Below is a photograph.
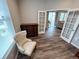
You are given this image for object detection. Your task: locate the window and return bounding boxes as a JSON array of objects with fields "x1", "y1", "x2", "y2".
[
  {"x1": 0, "y1": 0, "x2": 15, "y2": 58},
  {"x1": 59, "y1": 12, "x2": 67, "y2": 21},
  {"x1": 0, "y1": 16, "x2": 8, "y2": 36},
  {"x1": 0, "y1": 15, "x2": 15, "y2": 59}
]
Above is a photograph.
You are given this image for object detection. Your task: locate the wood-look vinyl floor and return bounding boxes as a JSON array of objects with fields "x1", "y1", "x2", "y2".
[{"x1": 17, "y1": 27, "x2": 78, "y2": 59}]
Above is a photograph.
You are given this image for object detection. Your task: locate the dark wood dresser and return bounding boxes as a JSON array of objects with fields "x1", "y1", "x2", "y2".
[{"x1": 20, "y1": 23, "x2": 38, "y2": 38}]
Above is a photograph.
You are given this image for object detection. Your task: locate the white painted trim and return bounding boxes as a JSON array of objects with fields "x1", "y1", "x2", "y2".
[
  {"x1": 71, "y1": 43, "x2": 79, "y2": 49},
  {"x1": 61, "y1": 11, "x2": 68, "y2": 41},
  {"x1": 60, "y1": 11, "x2": 70, "y2": 42},
  {"x1": 44, "y1": 11, "x2": 47, "y2": 33},
  {"x1": 60, "y1": 35, "x2": 70, "y2": 43},
  {"x1": 46, "y1": 9, "x2": 69, "y2": 11},
  {"x1": 61, "y1": 10, "x2": 79, "y2": 43},
  {"x1": 38, "y1": 31, "x2": 45, "y2": 34},
  {"x1": 61, "y1": 10, "x2": 75, "y2": 43},
  {"x1": 45, "y1": 8, "x2": 79, "y2": 12},
  {"x1": 38, "y1": 11, "x2": 47, "y2": 34}
]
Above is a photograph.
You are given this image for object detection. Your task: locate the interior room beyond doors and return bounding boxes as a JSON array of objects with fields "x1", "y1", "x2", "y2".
[{"x1": 47, "y1": 11, "x2": 56, "y2": 28}]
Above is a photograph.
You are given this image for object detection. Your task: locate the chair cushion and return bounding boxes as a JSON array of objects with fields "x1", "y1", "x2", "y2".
[
  {"x1": 15, "y1": 35, "x2": 27, "y2": 46},
  {"x1": 17, "y1": 38, "x2": 27, "y2": 46},
  {"x1": 23, "y1": 41, "x2": 36, "y2": 56}
]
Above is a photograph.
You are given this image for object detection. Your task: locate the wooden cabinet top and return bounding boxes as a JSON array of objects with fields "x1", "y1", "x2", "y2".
[{"x1": 21, "y1": 23, "x2": 38, "y2": 26}]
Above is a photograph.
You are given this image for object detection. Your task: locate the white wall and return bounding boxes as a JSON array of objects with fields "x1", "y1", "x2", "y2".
[
  {"x1": 19, "y1": 0, "x2": 79, "y2": 24},
  {"x1": 19, "y1": 0, "x2": 46, "y2": 24},
  {"x1": 45, "y1": 0, "x2": 79, "y2": 10},
  {"x1": 7, "y1": 0, "x2": 21, "y2": 32}
]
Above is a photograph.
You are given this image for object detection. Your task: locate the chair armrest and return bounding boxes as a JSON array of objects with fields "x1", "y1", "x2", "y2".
[{"x1": 16, "y1": 43, "x2": 25, "y2": 53}]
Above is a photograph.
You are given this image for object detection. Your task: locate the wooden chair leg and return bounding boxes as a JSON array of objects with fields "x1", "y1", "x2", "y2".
[{"x1": 17, "y1": 52, "x2": 31, "y2": 59}]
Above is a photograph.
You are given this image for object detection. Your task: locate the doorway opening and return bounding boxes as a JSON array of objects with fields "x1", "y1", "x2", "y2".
[
  {"x1": 47, "y1": 11, "x2": 56, "y2": 28},
  {"x1": 56, "y1": 11, "x2": 67, "y2": 30}
]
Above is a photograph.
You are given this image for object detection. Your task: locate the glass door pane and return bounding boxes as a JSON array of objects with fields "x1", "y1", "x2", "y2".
[
  {"x1": 38, "y1": 11, "x2": 46, "y2": 34},
  {"x1": 61, "y1": 11, "x2": 79, "y2": 43},
  {"x1": 62, "y1": 11, "x2": 74, "y2": 39},
  {"x1": 71, "y1": 25, "x2": 79, "y2": 49}
]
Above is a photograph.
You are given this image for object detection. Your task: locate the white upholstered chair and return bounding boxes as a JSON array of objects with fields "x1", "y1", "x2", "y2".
[{"x1": 14, "y1": 31, "x2": 36, "y2": 56}]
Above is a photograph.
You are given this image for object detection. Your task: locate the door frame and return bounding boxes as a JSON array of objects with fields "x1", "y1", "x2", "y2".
[
  {"x1": 38, "y1": 11, "x2": 47, "y2": 34},
  {"x1": 60, "y1": 9, "x2": 79, "y2": 43},
  {"x1": 47, "y1": 11, "x2": 57, "y2": 28},
  {"x1": 60, "y1": 11, "x2": 71, "y2": 43}
]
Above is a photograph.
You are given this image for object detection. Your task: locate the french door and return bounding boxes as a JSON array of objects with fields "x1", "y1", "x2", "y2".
[
  {"x1": 71, "y1": 25, "x2": 79, "y2": 49},
  {"x1": 61, "y1": 10, "x2": 79, "y2": 43},
  {"x1": 38, "y1": 11, "x2": 46, "y2": 34}
]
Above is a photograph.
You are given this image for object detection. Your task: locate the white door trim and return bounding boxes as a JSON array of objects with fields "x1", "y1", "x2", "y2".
[{"x1": 38, "y1": 11, "x2": 47, "y2": 34}]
